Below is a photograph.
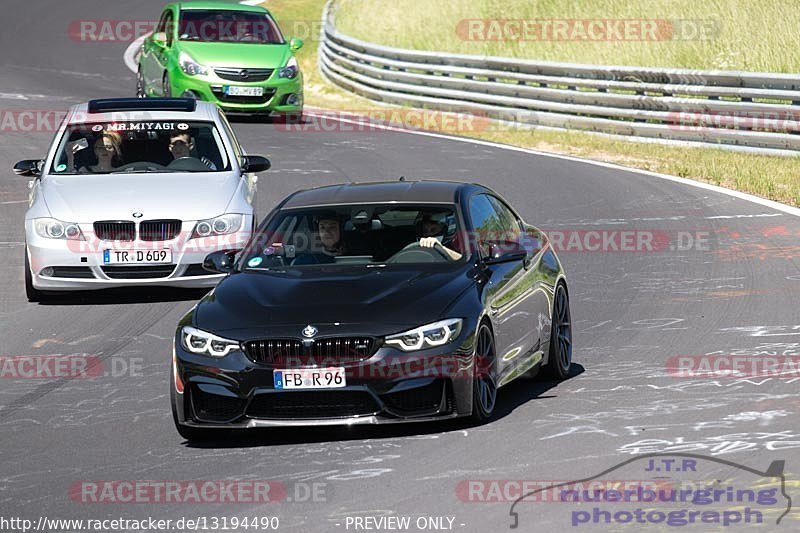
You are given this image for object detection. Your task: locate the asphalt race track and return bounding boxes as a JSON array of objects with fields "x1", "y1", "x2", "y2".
[{"x1": 1, "y1": 1, "x2": 799, "y2": 532}]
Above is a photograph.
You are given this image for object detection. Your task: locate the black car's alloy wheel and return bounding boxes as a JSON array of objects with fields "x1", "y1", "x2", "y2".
[
  {"x1": 545, "y1": 283, "x2": 572, "y2": 379},
  {"x1": 471, "y1": 323, "x2": 497, "y2": 423}
]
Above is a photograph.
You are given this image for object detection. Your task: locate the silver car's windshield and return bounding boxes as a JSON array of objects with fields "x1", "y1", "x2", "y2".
[{"x1": 51, "y1": 121, "x2": 231, "y2": 174}]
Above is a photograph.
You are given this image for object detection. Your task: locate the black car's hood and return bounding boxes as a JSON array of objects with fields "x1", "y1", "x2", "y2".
[{"x1": 195, "y1": 264, "x2": 476, "y2": 337}]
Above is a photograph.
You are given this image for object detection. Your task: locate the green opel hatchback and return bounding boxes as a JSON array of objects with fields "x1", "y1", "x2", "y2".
[{"x1": 137, "y1": 1, "x2": 303, "y2": 118}]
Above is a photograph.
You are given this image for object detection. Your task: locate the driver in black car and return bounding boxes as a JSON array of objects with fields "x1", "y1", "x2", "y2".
[
  {"x1": 168, "y1": 132, "x2": 217, "y2": 170},
  {"x1": 417, "y1": 210, "x2": 463, "y2": 261}
]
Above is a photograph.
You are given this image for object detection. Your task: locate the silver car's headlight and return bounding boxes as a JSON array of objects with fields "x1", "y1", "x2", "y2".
[
  {"x1": 191, "y1": 214, "x2": 243, "y2": 239},
  {"x1": 34, "y1": 218, "x2": 85, "y2": 240},
  {"x1": 385, "y1": 319, "x2": 463, "y2": 351},
  {"x1": 181, "y1": 326, "x2": 239, "y2": 357},
  {"x1": 179, "y1": 51, "x2": 208, "y2": 76},
  {"x1": 279, "y1": 56, "x2": 299, "y2": 79}
]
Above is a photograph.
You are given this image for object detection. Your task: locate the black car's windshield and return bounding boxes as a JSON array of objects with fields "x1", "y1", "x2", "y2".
[
  {"x1": 51, "y1": 121, "x2": 231, "y2": 174},
  {"x1": 240, "y1": 204, "x2": 468, "y2": 270},
  {"x1": 179, "y1": 10, "x2": 284, "y2": 44}
]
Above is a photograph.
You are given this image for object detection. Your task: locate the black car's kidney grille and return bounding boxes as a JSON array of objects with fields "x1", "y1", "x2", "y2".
[
  {"x1": 246, "y1": 390, "x2": 379, "y2": 419},
  {"x1": 139, "y1": 219, "x2": 181, "y2": 241},
  {"x1": 214, "y1": 67, "x2": 274, "y2": 82},
  {"x1": 94, "y1": 221, "x2": 135, "y2": 241},
  {"x1": 243, "y1": 337, "x2": 376, "y2": 367}
]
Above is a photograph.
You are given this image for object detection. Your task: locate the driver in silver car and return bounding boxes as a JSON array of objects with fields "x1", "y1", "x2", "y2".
[
  {"x1": 417, "y1": 210, "x2": 463, "y2": 261},
  {"x1": 168, "y1": 132, "x2": 217, "y2": 170}
]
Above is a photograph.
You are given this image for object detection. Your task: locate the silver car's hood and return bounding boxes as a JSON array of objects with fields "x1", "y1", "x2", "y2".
[{"x1": 40, "y1": 172, "x2": 239, "y2": 222}]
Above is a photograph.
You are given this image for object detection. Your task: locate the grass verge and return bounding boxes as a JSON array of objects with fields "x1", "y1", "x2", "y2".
[{"x1": 267, "y1": 0, "x2": 800, "y2": 207}]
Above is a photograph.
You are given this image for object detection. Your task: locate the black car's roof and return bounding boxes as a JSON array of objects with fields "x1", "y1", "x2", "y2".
[{"x1": 281, "y1": 180, "x2": 490, "y2": 209}]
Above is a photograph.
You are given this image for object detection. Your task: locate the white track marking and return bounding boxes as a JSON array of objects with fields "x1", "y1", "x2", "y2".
[
  {"x1": 123, "y1": 34, "x2": 148, "y2": 74},
  {"x1": 303, "y1": 109, "x2": 800, "y2": 218}
]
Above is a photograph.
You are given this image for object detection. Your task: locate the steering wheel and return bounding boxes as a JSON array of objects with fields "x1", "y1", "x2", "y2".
[
  {"x1": 386, "y1": 242, "x2": 451, "y2": 263},
  {"x1": 167, "y1": 157, "x2": 210, "y2": 171},
  {"x1": 111, "y1": 161, "x2": 167, "y2": 172}
]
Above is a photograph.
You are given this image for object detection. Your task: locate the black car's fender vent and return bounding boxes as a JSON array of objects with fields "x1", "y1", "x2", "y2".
[
  {"x1": 246, "y1": 390, "x2": 380, "y2": 419},
  {"x1": 243, "y1": 337, "x2": 377, "y2": 367},
  {"x1": 381, "y1": 379, "x2": 449, "y2": 417},
  {"x1": 190, "y1": 385, "x2": 247, "y2": 423}
]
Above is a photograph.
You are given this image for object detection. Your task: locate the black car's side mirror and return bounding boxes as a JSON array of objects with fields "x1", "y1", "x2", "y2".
[
  {"x1": 13, "y1": 159, "x2": 43, "y2": 177},
  {"x1": 241, "y1": 155, "x2": 271, "y2": 173},
  {"x1": 483, "y1": 240, "x2": 528, "y2": 265},
  {"x1": 203, "y1": 251, "x2": 237, "y2": 274}
]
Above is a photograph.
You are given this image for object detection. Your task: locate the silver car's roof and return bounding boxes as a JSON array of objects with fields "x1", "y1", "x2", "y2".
[{"x1": 65, "y1": 100, "x2": 219, "y2": 125}]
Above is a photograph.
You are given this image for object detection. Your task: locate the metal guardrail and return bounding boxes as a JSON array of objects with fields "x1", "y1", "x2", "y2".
[{"x1": 318, "y1": 1, "x2": 800, "y2": 155}]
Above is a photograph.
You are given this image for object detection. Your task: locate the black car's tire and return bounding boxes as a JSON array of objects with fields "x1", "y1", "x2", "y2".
[
  {"x1": 162, "y1": 73, "x2": 171, "y2": 97},
  {"x1": 544, "y1": 282, "x2": 572, "y2": 380},
  {"x1": 470, "y1": 322, "x2": 497, "y2": 423},
  {"x1": 24, "y1": 251, "x2": 44, "y2": 303},
  {"x1": 136, "y1": 68, "x2": 146, "y2": 98}
]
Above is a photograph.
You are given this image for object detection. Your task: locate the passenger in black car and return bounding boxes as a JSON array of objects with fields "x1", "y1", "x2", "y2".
[{"x1": 291, "y1": 212, "x2": 347, "y2": 265}]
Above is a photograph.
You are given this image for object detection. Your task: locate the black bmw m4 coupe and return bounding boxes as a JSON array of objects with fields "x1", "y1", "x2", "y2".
[{"x1": 171, "y1": 180, "x2": 572, "y2": 439}]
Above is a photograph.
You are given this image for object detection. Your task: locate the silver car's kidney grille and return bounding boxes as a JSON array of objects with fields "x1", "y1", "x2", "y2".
[
  {"x1": 94, "y1": 221, "x2": 135, "y2": 241},
  {"x1": 214, "y1": 67, "x2": 274, "y2": 82},
  {"x1": 139, "y1": 220, "x2": 181, "y2": 241}
]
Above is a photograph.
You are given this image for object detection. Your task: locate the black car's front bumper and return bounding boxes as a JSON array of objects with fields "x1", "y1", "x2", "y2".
[{"x1": 172, "y1": 333, "x2": 477, "y2": 429}]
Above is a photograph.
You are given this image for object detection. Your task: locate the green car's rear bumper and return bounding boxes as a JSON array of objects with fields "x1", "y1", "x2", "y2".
[{"x1": 169, "y1": 69, "x2": 303, "y2": 114}]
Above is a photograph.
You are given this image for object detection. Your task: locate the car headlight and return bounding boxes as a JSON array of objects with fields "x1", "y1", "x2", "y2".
[
  {"x1": 278, "y1": 56, "x2": 298, "y2": 79},
  {"x1": 33, "y1": 218, "x2": 85, "y2": 240},
  {"x1": 181, "y1": 326, "x2": 239, "y2": 357},
  {"x1": 385, "y1": 319, "x2": 463, "y2": 351},
  {"x1": 191, "y1": 214, "x2": 243, "y2": 239},
  {"x1": 179, "y1": 51, "x2": 208, "y2": 76}
]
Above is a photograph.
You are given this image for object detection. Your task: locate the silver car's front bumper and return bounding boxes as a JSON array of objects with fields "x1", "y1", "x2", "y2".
[{"x1": 26, "y1": 219, "x2": 251, "y2": 291}]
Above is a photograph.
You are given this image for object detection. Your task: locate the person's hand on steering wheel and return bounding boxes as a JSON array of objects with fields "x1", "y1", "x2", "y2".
[{"x1": 417, "y1": 237, "x2": 462, "y2": 261}]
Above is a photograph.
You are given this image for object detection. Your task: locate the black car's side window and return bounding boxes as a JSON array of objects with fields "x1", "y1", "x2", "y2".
[
  {"x1": 488, "y1": 196, "x2": 523, "y2": 237},
  {"x1": 468, "y1": 194, "x2": 523, "y2": 256},
  {"x1": 468, "y1": 194, "x2": 499, "y2": 256}
]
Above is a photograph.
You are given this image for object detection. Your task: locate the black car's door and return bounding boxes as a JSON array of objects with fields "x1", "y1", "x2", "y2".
[{"x1": 468, "y1": 193, "x2": 540, "y2": 382}]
